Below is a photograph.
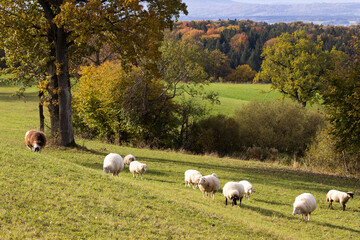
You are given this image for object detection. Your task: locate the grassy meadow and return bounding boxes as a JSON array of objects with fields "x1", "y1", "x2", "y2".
[
  {"x1": 199, "y1": 83, "x2": 284, "y2": 116},
  {"x1": 0, "y1": 85, "x2": 359, "y2": 239}
]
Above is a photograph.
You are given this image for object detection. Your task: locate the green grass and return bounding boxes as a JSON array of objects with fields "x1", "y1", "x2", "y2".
[
  {"x1": 0, "y1": 85, "x2": 360, "y2": 239},
  {"x1": 200, "y1": 83, "x2": 284, "y2": 116}
]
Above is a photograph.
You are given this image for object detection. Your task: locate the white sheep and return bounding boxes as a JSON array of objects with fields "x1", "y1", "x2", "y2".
[
  {"x1": 239, "y1": 180, "x2": 253, "y2": 199},
  {"x1": 326, "y1": 190, "x2": 354, "y2": 211},
  {"x1": 124, "y1": 154, "x2": 136, "y2": 165},
  {"x1": 223, "y1": 181, "x2": 246, "y2": 207},
  {"x1": 103, "y1": 153, "x2": 124, "y2": 176},
  {"x1": 292, "y1": 193, "x2": 317, "y2": 221},
  {"x1": 129, "y1": 161, "x2": 147, "y2": 179},
  {"x1": 198, "y1": 173, "x2": 220, "y2": 199},
  {"x1": 184, "y1": 169, "x2": 202, "y2": 189}
]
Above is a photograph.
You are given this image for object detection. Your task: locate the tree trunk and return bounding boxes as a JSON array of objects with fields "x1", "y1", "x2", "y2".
[
  {"x1": 38, "y1": 90, "x2": 45, "y2": 132},
  {"x1": 56, "y1": 27, "x2": 75, "y2": 147},
  {"x1": 39, "y1": 0, "x2": 75, "y2": 147},
  {"x1": 47, "y1": 60, "x2": 60, "y2": 138}
]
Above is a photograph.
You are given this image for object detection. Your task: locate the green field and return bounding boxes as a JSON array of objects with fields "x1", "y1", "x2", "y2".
[
  {"x1": 0, "y1": 85, "x2": 359, "y2": 239},
  {"x1": 200, "y1": 83, "x2": 284, "y2": 116}
]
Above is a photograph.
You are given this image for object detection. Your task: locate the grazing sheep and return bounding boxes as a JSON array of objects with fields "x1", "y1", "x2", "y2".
[
  {"x1": 25, "y1": 130, "x2": 46, "y2": 152},
  {"x1": 124, "y1": 154, "x2": 136, "y2": 165},
  {"x1": 198, "y1": 173, "x2": 220, "y2": 199},
  {"x1": 103, "y1": 153, "x2": 124, "y2": 176},
  {"x1": 129, "y1": 161, "x2": 147, "y2": 179},
  {"x1": 223, "y1": 181, "x2": 246, "y2": 207},
  {"x1": 326, "y1": 190, "x2": 354, "y2": 211},
  {"x1": 292, "y1": 193, "x2": 317, "y2": 222},
  {"x1": 239, "y1": 180, "x2": 253, "y2": 199},
  {"x1": 184, "y1": 169, "x2": 202, "y2": 189}
]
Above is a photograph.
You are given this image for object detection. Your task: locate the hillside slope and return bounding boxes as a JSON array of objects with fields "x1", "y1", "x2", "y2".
[{"x1": 0, "y1": 86, "x2": 359, "y2": 239}]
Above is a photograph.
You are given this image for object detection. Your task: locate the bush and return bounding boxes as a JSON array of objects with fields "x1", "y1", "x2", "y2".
[
  {"x1": 304, "y1": 127, "x2": 360, "y2": 178},
  {"x1": 234, "y1": 100, "x2": 324, "y2": 157},
  {"x1": 186, "y1": 114, "x2": 241, "y2": 157}
]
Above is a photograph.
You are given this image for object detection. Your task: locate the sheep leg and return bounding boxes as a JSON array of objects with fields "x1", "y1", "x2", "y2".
[
  {"x1": 232, "y1": 198, "x2": 237, "y2": 206},
  {"x1": 342, "y1": 203, "x2": 346, "y2": 211},
  {"x1": 132, "y1": 173, "x2": 136, "y2": 178},
  {"x1": 225, "y1": 198, "x2": 228, "y2": 205},
  {"x1": 239, "y1": 197, "x2": 242, "y2": 207},
  {"x1": 328, "y1": 200, "x2": 334, "y2": 209}
]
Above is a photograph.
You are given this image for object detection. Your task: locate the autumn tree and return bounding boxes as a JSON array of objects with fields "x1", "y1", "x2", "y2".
[
  {"x1": 204, "y1": 49, "x2": 232, "y2": 81},
  {"x1": 322, "y1": 37, "x2": 360, "y2": 155},
  {"x1": 225, "y1": 64, "x2": 256, "y2": 83},
  {"x1": 73, "y1": 38, "x2": 217, "y2": 148},
  {"x1": 0, "y1": 0, "x2": 187, "y2": 147},
  {"x1": 255, "y1": 30, "x2": 341, "y2": 107},
  {"x1": 229, "y1": 33, "x2": 248, "y2": 52}
]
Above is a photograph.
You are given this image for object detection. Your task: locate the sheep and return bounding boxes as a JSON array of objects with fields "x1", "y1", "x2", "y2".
[
  {"x1": 184, "y1": 169, "x2": 202, "y2": 189},
  {"x1": 198, "y1": 173, "x2": 220, "y2": 199},
  {"x1": 292, "y1": 193, "x2": 317, "y2": 222},
  {"x1": 103, "y1": 153, "x2": 124, "y2": 176},
  {"x1": 326, "y1": 190, "x2": 354, "y2": 211},
  {"x1": 239, "y1": 180, "x2": 253, "y2": 199},
  {"x1": 223, "y1": 181, "x2": 246, "y2": 207},
  {"x1": 129, "y1": 161, "x2": 147, "y2": 179},
  {"x1": 124, "y1": 154, "x2": 136, "y2": 165},
  {"x1": 25, "y1": 130, "x2": 46, "y2": 152}
]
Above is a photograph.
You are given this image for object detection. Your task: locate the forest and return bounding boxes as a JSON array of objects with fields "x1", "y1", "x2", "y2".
[{"x1": 168, "y1": 20, "x2": 360, "y2": 81}]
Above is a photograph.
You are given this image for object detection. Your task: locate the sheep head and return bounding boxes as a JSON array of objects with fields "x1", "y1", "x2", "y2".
[
  {"x1": 347, "y1": 192, "x2": 354, "y2": 198},
  {"x1": 292, "y1": 207, "x2": 301, "y2": 216}
]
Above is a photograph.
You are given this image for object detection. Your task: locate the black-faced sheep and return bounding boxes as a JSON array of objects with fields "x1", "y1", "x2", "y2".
[
  {"x1": 239, "y1": 180, "x2": 253, "y2": 199},
  {"x1": 326, "y1": 190, "x2": 354, "y2": 211},
  {"x1": 223, "y1": 181, "x2": 246, "y2": 207},
  {"x1": 198, "y1": 173, "x2": 220, "y2": 199},
  {"x1": 25, "y1": 130, "x2": 46, "y2": 152},
  {"x1": 292, "y1": 193, "x2": 317, "y2": 221},
  {"x1": 103, "y1": 153, "x2": 124, "y2": 176},
  {"x1": 184, "y1": 169, "x2": 202, "y2": 189},
  {"x1": 129, "y1": 161, "x2": 147, "y2": 179},
  {"x1": 124, "y1": 154, "x2": 136, "y2": 165}
]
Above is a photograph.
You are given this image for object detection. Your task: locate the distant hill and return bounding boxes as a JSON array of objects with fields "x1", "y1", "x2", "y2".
[{"x1": 180, "y1": 0, "x2": 360, "y2": 26}]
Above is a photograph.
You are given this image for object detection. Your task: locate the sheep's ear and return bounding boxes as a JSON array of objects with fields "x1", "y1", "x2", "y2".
[{"x1": 347, "y1": 192, "x2": 354, "y2": 198}]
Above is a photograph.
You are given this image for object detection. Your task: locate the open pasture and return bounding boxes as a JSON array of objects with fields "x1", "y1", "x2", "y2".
[
  {"x1": 0, "y1": 86, "x2": 359, "y2": 239},
  {"x1": 196, "y1": 83, "x2": 284, "y2": 116}
]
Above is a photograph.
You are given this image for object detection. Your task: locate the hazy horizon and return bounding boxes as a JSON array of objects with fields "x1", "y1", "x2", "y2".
[{"x1": 231, "y1": 0, "x2": 360, "y2": 3}]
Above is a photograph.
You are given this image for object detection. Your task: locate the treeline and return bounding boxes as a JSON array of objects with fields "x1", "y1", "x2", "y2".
[{"x1": 169, "y1": 19, "x2": 360, "y2": 75}]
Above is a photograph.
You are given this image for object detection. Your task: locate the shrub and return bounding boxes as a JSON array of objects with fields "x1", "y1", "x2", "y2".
[
  {"x1": 234, "y1": 100, "x2": 324, "y2": 157},
  {"x1": 304, "y1": 127, "x2": 360, "y2": 178},
  {"x1": 186, "y1": 114, "x2": 241, "y2": 157}
]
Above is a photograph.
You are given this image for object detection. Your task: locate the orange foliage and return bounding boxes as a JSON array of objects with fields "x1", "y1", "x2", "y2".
[
  {"x1": 207, "y1": 28, "x2": 219, "y2": 35},
  {"x1": 263, "y1": 38, "x2": 277, "y2": 49},
  {"x1": 229, "y1": 33, "x2": 248, "y2": 52},
  {"x1": 182, "y1": 29, "x2": 205, "y2": 41},
  {"x1": 251, "y1": 26, "x2": 263, "y2": 32},
  {"x1": 201, "y1": 34, "x2": 220, "y2": 40}
]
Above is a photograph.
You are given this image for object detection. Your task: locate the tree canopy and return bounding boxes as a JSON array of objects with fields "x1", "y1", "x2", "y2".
[
  {"x1": 322, "y1": 37, "x2": 360, "y2": 154},
  {"x1": 0, "y1": 0, "x2": 187, "y2": 146},
  {"x1": 255, "y1": 30, "x2": 342, "y2": 107}
]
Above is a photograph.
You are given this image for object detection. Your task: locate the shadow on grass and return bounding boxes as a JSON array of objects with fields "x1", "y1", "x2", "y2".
[
  {"x1": 313, "y1": 221, "x2": 360, "y2": 234},
  {"x1": 256, "y1": 199, "x2": 288, "y2": 207},
  {"x1": 141, "y1": 156, "x2": 357, "y2": 192},
  {"x1": 0, "y1": 92, "x2": 38, "y2": 102},
  {"x1": 243, "y1": 204, "x2": 294, "y2": 220}
]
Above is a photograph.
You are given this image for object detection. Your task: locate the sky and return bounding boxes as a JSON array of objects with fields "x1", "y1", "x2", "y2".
[{"x1": 232, "y1": 0, "x2": 360, "y2": 3}]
